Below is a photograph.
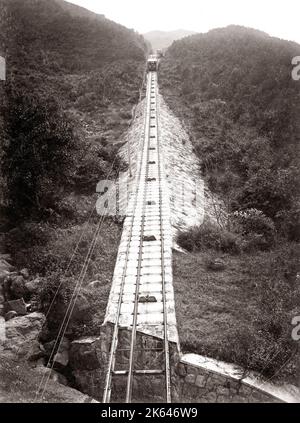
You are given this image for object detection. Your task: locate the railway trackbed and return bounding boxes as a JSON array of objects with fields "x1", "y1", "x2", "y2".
[{"x1": 102, "y1": 70, "x2": 179, "y2": 403}]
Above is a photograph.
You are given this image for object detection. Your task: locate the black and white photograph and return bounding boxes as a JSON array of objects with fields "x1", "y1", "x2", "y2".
[{"x1": 0, "y1": 0, "x2": 300, "y2": 412}]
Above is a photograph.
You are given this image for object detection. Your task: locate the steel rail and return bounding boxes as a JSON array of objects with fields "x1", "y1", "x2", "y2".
[
  {"x1": 102, "y1": 71, "x2": 152, "y2": 403},
  {"x1": 155, "y1": 73, "x2": 172, "y2": 403},
  {"x1": 125, "y1": 71, "x2": 154, "y2": 403},
  {"x1": 103, "y1": 69, "x2": 172, "y2": 403}
]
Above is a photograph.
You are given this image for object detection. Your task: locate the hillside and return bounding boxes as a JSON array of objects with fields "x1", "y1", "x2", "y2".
[
  {"x1": 160, "y1": 25, "x2": 300, "y2": 238},
  {"x1": 0, "y1": 1, "x2": 147, "y2": 399},
  {"x1": 54, "y1": 0, "x2": 105, "y2": 19},
  {"x1": 143, "y1": 29, "x2": 196, "y2": 51},
  {"x1": 160, "y1": 25, "x2": 300, "y2": 383},
  {"x1": 0, "y1": 0, "x2": 147, "y2": 220}
]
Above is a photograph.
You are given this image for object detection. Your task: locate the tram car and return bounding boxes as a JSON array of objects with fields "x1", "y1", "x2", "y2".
[{"x1": 147, "y1": 56, "x2": 158, "y2": 72}]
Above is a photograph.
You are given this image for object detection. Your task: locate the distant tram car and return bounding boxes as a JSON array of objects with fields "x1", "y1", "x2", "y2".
[{"x1": 147, "y1": 56, "x2": 158, "y2": 72}]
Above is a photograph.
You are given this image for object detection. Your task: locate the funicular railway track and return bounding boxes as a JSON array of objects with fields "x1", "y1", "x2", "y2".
[{"x1": 102, "y1": 66, "x2": 172, "y2": 403}]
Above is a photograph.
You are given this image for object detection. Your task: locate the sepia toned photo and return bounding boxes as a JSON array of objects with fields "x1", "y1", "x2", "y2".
[{"x1": 0, "y1": 0, "x2": 300, "y2": 412}]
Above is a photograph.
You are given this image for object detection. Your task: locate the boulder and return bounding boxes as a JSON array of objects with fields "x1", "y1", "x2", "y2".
[
  {"x1": 4, "y1": 312, "x2": 46, "y2": 358},
  {"x1": 31, "y1": 357, "x2": 46, "y2": 368},
  {"x1": 0, "y1": 254, "x2": 12, "y2": 263},
  {"x1": 35, "y1": 366, "x2": 68, "y2": 386},
  {"x1": 69, "y1": 337, "x2": 101, "y2": 370},
  {"x1": 28, "y1": 340, "x2": 46, "y2": 361},
  {"x1": 43, "y1": 339, "x2": 56, "y2": 355},
  {"x1": 5, "y1": 311, "x2": 18, "y2": 321},
  {"x1": 20, "y1": 268, "x2": 30, "y2": 279},
  {"x1": 10, "y1": 275, "x2": 26, "y2": 298},
  {"x1": 72, "y1": 368, "x2": 104, "y2": 399},
  {"x1": 25, "y1": 278, "x2": 40, "y2": 293},
  {"x1": 43, "y1": 337, "x2": 70, "y2": 367},
  {"x1": 0, "y1": 269, "x2": 10, "y2": 284},
  {"x1": 54, "y1": 349, "x2": 69, "y2": 367},
  {"x1": 0, "y1": 259, "x2": 15, "y2": 272},
  {"x1": 6, "y1": 298, "x2": 27, "y2": 315},
  {"x1": 207, "y1": 258, "x2": 226, "y2": 271},
  {"x1": 53, "y1": 338, "x2": 70, "y2": 367}
]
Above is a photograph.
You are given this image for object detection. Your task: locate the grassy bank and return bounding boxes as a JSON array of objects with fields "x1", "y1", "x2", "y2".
[{"x1": 173, "y1": 244, "x2": 300, "y2": 385}]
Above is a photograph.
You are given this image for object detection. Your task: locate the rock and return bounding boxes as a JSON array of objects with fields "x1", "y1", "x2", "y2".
[
  {"x1": 32, "y1": 357, "x2": 46, "y2": 368},
  {"x1": 6, "y1": 298, "x2": 27, "y2": 315},
  {"x1": 72, "y1": 368, "x2": 104, "y2": 398},
  {"x1": 0, "y1": 254, "x2": 12, "y2": 263},
  {"x1": 139, "y1": 295, "x2": 157, "y2": 303},
  {"x1": 4, "y1": 312, "x2": 46, "y2": 358},
  {"x1": 44, "y1": 337, "x2": 70, "y2": 367},
  {"x1": 20, "y1": 268, "x2": 30, "y2": 279},
  {"x1": 143, "y1": 235, "x2": 156, "y2": 242},
  {"x1": 0, "y1": 260, "x2": 15, "y2": 272},
  {"x1": 35, "y1": 366, "x2": 68, "y2": 386},
  {"x1": 69, "y1": 337, "x2": 101, "y2": 370},
  {"x1": 25, "y1": 278, "x2": 40, "y2": 293},
  {"x1": 0, "y1": 269, "x2": 10, "y2": 284},
  {"x1": 44, "y1": 336, "x2": 69, "y2": 353},
  {"x1": 185, "y1": 373, "x2": 196, "y2": 384},
  {"x1": 43, "y1": 339, "x2": 56, "y2": 355},
  {"x1": 207, "y1": 258, "x2": 226, "y2": 271},
  {"x1": 53, "y1": 338, "x2": 70, "y2": 367},
  {"x1": 28, "y1": 340, "x2": 46, "y2": 361},
  {"x1": 176, "y1": 362, "x2": 187, "y2": 377},
  {"x1": 5, "y1": 311, "x2": 18, "y2": 321},
  {"x1": 10, "y1": 275, "x2": 26, "y2": 298},
  {"x1": 54, "y1": 349, "x2": 69, "y2": 367},
  {"x1": 50, "y1": 370, "x2": 68, "y2": 386},
  {"x1": 195, "y1": 374, "x2": 207, "y2": 388}
]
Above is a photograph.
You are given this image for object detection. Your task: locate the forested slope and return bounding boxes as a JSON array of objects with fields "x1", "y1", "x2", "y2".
[
  {"x1": 161, "y1": 26, "x2": 300, "y2": 383},
  {"x1": 160, "y1": 25, "x2": 300, "y2": 241},
  {"x1": 0, "y1": 0, "x2": 147, "y2": 220},
  {"x1": 0, "y1": 0, "x2": 147, "y2": 356}
]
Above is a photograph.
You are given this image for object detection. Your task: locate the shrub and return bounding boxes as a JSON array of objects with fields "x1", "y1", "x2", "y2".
[
  {"x1": 176, "y1": 232, "x2": 195, "y2": 251},
  {"x1": 177, "y1": 222, "x2": 241, "y2": 254},
  {"x1": 38, "y1": 273, "x2": 110, "y2": 341},
  {"x1": 224, "y1": 321, "x2": 295, "y2": 378},
  {"x1": 1, "y1": 84, "x2": 77, "y2": 220},
  {"x1": 232, "y1": 208, "x2": 276, "y2": 251}
]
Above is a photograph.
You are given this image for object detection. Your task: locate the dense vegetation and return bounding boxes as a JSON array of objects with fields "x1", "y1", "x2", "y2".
[
  {"x1": 160, "y1": 26, "x2": 300, "y2": 241},
  {"x1": 160, "y1": 26, "x2": 300, "y2": 382},
  {"x1": 0, "y1": 1, "x2": 146, "y2": 342},
  {"x1": 0, "y1": 0, "x2": 147, "y2": 222}
]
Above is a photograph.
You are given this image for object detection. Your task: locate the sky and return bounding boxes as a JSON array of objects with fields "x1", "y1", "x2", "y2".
[{"x1": 67, "y1": 0, "x2": 300, "y2": 43}]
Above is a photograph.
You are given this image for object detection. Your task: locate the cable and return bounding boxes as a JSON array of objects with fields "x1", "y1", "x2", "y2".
[
  {"x1": 35, "y1": 187, "x2": 116, "y2": 401},
  {"x1": 35, "y1": 63, "x2": 147, "y2": 402},
  {"x1": 35, "y1": 150, "x2": 124, "y2": 401}
]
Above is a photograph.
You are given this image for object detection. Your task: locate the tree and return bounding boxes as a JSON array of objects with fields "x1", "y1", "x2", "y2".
[{"x1": 1, "y1": 81, "x2": 77, "y2": 220}]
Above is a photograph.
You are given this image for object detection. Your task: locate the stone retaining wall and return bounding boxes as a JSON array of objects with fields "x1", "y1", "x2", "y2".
[
  {"x1": 175, "y1": 354, "x2": 300, "y2": 403},
  {"x1": 70, "y1": 324, "x2": 179, "y2": 403}
]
